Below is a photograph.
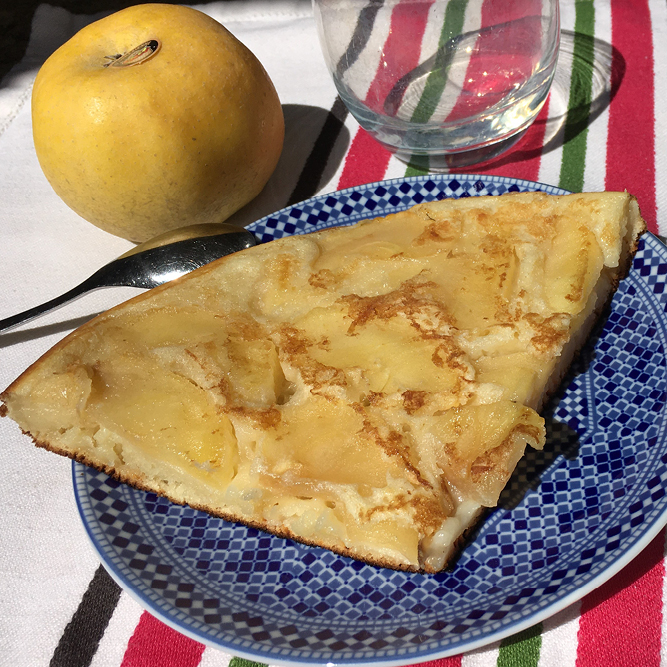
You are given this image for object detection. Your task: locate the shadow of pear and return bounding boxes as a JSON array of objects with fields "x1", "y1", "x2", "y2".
[{"x1": 224, "y1": 103, "x2": 350, "y2": 229}]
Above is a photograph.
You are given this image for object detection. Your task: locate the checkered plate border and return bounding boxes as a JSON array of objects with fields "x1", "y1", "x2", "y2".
[{"x1": 73, "y1": 175, "x2": 667, "y2": 665}]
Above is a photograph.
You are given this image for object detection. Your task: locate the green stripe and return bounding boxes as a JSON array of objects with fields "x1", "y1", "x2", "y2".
[
  {"x1": 410, "y1": 0, "x2": 468, "y2": 124},
  {"x1": 497, "y1": 622, "x2": 543, "y2": 667},
  {"x1": 405, "y1": 155, "x2": 430, "y2": 177},
  {"x1": 404, "y1": 0, "x2": 468, "y2": 176},
  {"x1": 229, "y1": 658, "x2": 267, "y2": 667},
  {"x1": 558, "y1": 0, "x2": 596, "y2": 193}
]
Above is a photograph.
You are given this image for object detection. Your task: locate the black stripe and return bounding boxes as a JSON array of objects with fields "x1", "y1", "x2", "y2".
[
  {"x1": 50, "y1": 564, "x2": 122, "y2": 667},
  {"x1": 335, "y1": 0, "x2": 385, "y2": 79},
  {"x1": 287, "y1": 1, "x2": 384, "y2": 206},
  {"x1": 287, "y1": 96, "x2": 350, "y2": 206}
]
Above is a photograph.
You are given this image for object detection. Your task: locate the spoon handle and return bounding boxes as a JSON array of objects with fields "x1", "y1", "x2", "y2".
[
  {"x1": 0, "y1": 230, "x2": 257, "y2": 334},
  {"x1": 0, "y1": 276, "x2": 100, "y2": 333}
]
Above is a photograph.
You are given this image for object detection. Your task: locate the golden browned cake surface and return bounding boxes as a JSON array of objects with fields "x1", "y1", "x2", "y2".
[{"x1": 1, "y1": 191, "x2": 646, "y2": 572}]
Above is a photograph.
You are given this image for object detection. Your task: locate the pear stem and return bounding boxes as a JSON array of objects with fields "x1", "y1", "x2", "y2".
[{"x1": 103, "y1": 40, "x2": 160, "y2": 68}]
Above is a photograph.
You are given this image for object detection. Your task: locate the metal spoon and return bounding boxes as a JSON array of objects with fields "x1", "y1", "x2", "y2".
[{"x1": 0, "y1": 223, "x2": 257, "y2": 333}]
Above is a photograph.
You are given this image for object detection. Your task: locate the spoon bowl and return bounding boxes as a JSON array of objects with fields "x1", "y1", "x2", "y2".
[{"x1": 0, "y1": 223, "x2": 256, "y2": 333}]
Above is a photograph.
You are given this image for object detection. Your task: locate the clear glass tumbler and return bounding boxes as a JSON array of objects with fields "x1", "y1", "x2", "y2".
[{"x1": 313, "y1": 0, "x2": 560, "y2": 169}]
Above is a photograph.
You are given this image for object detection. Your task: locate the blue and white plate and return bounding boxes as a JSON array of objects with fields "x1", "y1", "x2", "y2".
[{"x1": 73, "y1": 174, "x2": 667, "y2": 665}]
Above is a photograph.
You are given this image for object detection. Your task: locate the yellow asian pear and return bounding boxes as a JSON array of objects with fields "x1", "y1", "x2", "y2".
[{"x1": 31, "y1": 3, "x2": 284, "y2": 242}]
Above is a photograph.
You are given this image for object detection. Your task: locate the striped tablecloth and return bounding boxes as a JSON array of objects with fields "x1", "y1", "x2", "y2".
[{"x1": 1, "y1": 1, "x2": 666, "y2": 666}]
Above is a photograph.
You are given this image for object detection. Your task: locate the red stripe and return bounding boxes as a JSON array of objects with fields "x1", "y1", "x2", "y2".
[
  {"x1": 446, "y1": 0, "x2": 543, "y2": 121},
  {"x1": 120, "y1": 612, "x2": 205, "y2": 667},
  {"x1": 451, "y1": 0, "x2": 547, "y2": 181},
  {"x1": 363, "y1": 1, "x2": 436, "y2": 117},
  {"x1": 578, "y1": 5, "x2": 662, "y2": 661},
  {"x1": 408, "y1": 656, "x2": 462, "y2": 667},
  {"x1": 575, "y1": 530, "x2": 666, "y2": 667},
  {"x1": 337, "y1": 1, "x2": 434, "y2": 189},
  {"x1": 337, "y1": 128, "x2": 393, "y2": 190},
  {"x1": 605, "y1": 0, "x2": 656, "y2": 232},
  {"x1": 453, "y1": 94, "x2": 550, "y2": 181}
]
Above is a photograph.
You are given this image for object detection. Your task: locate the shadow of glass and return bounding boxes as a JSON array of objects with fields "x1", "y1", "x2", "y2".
[
  {"x1": 464, "y1": 29, "x2": 625, "y2": 171},
  {"x1": 540, "y1": 30, "x2": 625, "y2": 154},
  {"x1": 225, "y1": 103, "x2": 350, "y2": 228}
]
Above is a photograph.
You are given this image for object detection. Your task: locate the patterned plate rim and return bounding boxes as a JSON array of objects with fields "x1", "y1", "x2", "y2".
[{"x1": 73, "y1": 174, "x2": 667, "y2": 665}]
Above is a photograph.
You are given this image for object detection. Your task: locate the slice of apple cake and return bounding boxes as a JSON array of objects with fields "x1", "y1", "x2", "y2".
[{"x1": 0, "y1": 191, "x2": 645, "y2": 572}]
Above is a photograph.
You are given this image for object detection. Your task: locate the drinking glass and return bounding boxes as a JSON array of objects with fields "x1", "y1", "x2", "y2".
[{"x1": 313, "y1": 0, "x2": 560, "y2": 169}]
